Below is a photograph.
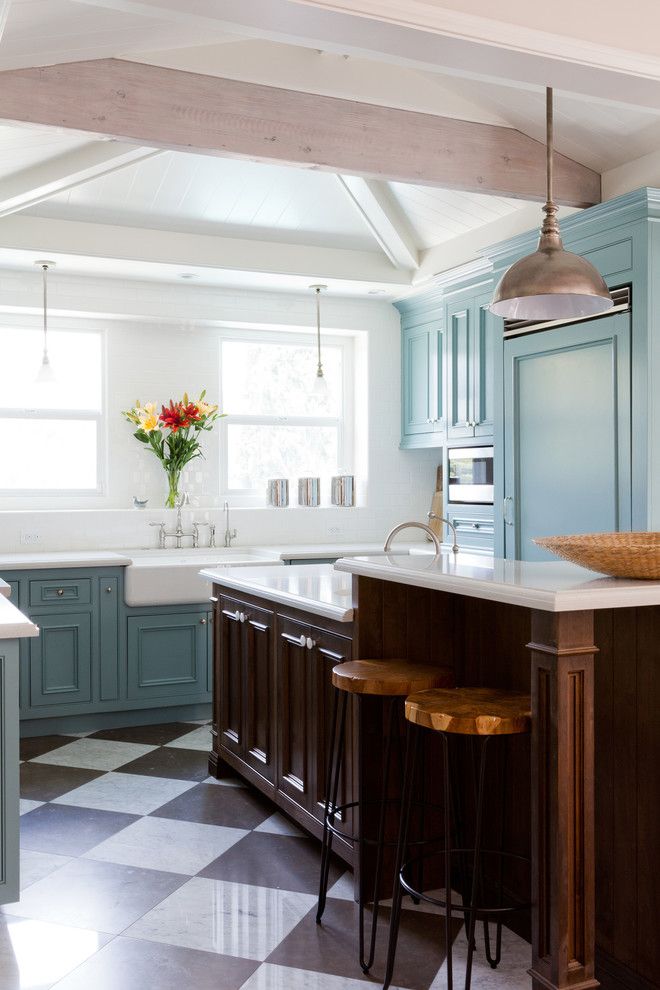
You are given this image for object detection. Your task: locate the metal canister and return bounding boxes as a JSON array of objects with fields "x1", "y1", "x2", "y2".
[
  {"x1": 331, "y1": 475, "x2": 355, "y2": 507},
  {"x1": 267, "y1": 479, "x2": 289, "y2": 507},
  {"x1": 298, "y1": 477, "x2": 321, "y2": 507}
]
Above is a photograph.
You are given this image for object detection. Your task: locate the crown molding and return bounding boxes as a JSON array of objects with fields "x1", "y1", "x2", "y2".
[
  {"x1": 394, "y1": 257, "x2": 492, "y2": 313},
  {"x1": 480, "y1": 187, "x2": 660, "y2": 267}
]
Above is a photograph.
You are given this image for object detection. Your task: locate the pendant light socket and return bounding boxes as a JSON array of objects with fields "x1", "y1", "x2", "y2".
[
  {"x1": 34, "y1": 260, "x2": 56, "y2": 384},
  {"x1": 310, "y1": 284, "x2": 328, "y2": 390}
]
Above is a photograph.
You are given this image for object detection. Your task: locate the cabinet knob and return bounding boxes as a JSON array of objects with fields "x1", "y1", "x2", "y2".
[
  {"x1": 200, "y1": 617, "x2": 207, "y2": 625},
  {"x1": 239, "y1": 613, "x2": 247, "y2": 623},
  {"x1": 233, "y1": 609, "x2": 241, "y2": 621},
  {"x1": 105, "y1": 586, "x2": 113, "y2": 594},
  {"x1": 306, "y1": 637, "x2": 316, "y2": 650},
  {"x1": 56, "y1": 588, "x2": 64, "y2": 597}
]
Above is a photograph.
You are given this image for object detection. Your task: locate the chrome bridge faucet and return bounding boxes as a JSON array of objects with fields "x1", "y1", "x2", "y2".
[
  {"x1": 224, "y1": 499, "x2": 237, "y2": 548},
  {"x1": 149, "y1": 494, "x2": 217, "y2": 549}
]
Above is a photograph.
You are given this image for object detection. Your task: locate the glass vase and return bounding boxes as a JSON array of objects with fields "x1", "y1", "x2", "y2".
[{"x1": 165, "y1": 467, "x2": 181, "y2": 509}]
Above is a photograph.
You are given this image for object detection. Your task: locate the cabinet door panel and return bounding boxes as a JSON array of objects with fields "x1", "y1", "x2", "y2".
[
  {"x1": 309, "y1": 629, "x2": 353, "y2": 827},
  {"x1": 504, "y1": 313, "x2": 632, "y2": 560},
  {"x1": 402, "y1": 326, "x2": 434, "y2": 436},
  {"x1": 474, "y1": 297, "x2": 496, "y2": 437},
  {"x1": 447, "y1": 305, "x2": 473, "y2": 439},
  {"x1": 0, "y1": 642, "x2": 20, "y2": 906},
  {"x1": 127, "y1": 613, "x2": 207, "y2": 701},
  {"x1": 29, "y1": 612, "x2": 92, "y2": 708},
  {"x1": 217, "y1": 599, "x2": 246, "y2": 757},
  {"x1": 243, "y1": 604, "x2": 276, "y2": 782},
  {"x1": 277, "y1": 618, "x2": 311, "y2": 805},
  {"x1": 430, "y1": 327, "x2": 446, "y2": 435}
]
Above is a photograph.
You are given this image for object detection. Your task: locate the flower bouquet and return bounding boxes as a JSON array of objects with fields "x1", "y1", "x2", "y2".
[{"x1": 123, "y1": 391, "x2": 223, "y2": 507}]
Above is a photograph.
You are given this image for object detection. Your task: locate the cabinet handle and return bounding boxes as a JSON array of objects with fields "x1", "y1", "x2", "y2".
[
  {"x1": 239, "y1": 613, "x2": 247, "y2": 623},
  {"x1": 200, "y1": 617, "x2": 207, "y2": 625},
  {"x1": 209, "y1": 595, "x2": 218, "y2": 603},
  {"x1": 299, "y1": 634, "x2": 307, "y2": 647},
  {"x1": 503, "y1": 496, "x2": 514, "y2": 526},
  {"x1": 56, "y1": 588, "x2": 65, "y2": 597},
  {"x1": 223, "y1": 609, "x2": 241, "y2": 622},
  {"x1": 105, "y1": 586, "x2": 113, "y2": 594}
]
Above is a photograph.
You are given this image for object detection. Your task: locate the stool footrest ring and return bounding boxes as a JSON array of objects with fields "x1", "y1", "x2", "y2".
[{"x1": 326, "y1": 798, "x2": 443, "y2": 847}]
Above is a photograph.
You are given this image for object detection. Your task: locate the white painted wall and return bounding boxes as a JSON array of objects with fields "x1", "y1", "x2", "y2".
[{"x1": 0, "y1": 271, "x2": 439, "y2": 552}]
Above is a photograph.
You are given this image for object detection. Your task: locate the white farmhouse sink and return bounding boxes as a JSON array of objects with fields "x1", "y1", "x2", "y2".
[{"x1": 123, "y1": 547, "x2": 283, "y2": 606}]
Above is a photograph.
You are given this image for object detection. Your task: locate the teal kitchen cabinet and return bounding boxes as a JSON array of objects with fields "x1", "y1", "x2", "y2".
[
  {"x1": 127, "y1": 610, "x2": 211, "y2": 703},
  {"x1": 28, "y1": 611, "x2": 92, "y2": 708},
  {"x1": 400, "y1": 321, "x2": 445, "y2": 447},
  {"x1": 446, "y1": 289, "x2": 496, "y2": 441},
  {"x1": 502, "y1": 312, "x2": 632, "y2": 561},
  {"x1": 0, "y1": 640, "x2": 20, "y2": 906}
]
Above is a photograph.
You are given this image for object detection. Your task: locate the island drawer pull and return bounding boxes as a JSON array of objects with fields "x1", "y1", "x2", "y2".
[
  {"x1": 239, "y1": 612, "x2": 247, "y2": 623},
  {"x1": 209, "y1": 595, "x2": 218, "y2": 603},
  {"x1": 281, "y1": 632, "x2": 308, "y2": 648},
  {"x1": 250, "y1": 621, "x2": 269, "y2": 632},
  {"x1": 223, "y1": 609, "x2": 242, "y2": 622},
  {"x1": 306, "y1": 637, "x2": 316, "y2": 650}
]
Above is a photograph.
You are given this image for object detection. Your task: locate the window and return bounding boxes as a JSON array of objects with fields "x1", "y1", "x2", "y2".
[
  {"x1": 220, "y1": 331, "x2": 353, "y2": 499},
  {"x1": 0, "y1": 328, "x2": 104, "y2": 492}
]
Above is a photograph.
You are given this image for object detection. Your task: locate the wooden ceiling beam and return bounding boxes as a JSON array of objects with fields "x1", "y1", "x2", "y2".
[{"x1": 0, "y1": 58, "x2": 600, "y2": 207}]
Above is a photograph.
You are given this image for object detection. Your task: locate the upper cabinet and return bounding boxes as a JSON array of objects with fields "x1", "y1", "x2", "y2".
[
  {"x1": 401, "y1": 321, "x2": 445, "y2": 447},
  {"x1": 446, "y1": 289, "x2": 495, "y2": 441},
  {"x1": 397, "y1": 269, "x2": 495, "y2": 450}
]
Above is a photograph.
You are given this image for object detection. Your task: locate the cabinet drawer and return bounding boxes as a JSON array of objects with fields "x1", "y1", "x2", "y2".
[
  {"x1": 449, "y1": 511, "x2": 494, "y2": 551},
  {"x1": 29, "y1": 578, "x2": 91, "y2": 608}
]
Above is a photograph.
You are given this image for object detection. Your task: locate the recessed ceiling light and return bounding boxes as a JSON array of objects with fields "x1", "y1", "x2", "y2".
[
  {"x1": 368, "y1": 288, "x2": 387, "y2": 295},
  {"x1": 179, "y1": 273, "x2": 198, "y2": 280}
]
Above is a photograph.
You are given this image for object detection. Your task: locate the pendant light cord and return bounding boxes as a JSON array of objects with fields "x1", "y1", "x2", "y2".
[
  {"x1": 315, "y1": 286, "x2": 323, "y2": 377},
  {"x1": 42, "y1": 263, "x2": 49, "y2": 359},
  {"x1": 546, "y1": 87, "x2": 553, "y2": 205}
]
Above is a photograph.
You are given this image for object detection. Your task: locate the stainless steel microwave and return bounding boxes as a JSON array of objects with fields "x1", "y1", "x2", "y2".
[{"x1": 447, "y1": 446, "x2": 494, "y2": 504}]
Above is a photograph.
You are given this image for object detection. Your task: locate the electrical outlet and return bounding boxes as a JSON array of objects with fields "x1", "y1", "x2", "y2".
[
  {"x1": 20, "y1": 531, "x2": 41, "y2": 546},
  {"x1": 327, "y1": 526, "x2": 342, "y2": 536}
]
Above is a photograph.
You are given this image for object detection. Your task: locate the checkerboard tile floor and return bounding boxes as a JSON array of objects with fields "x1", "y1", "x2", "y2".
[{"x1": 2, "y1": 722, "x2": 532, "y2": 989}]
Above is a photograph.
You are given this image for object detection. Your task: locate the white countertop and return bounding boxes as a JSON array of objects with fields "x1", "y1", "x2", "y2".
[
  {"x1": 201, "y1": 564, "x2": 353, "y2": 622},
  {"x1": 0, "y1": 595, "x2": 39, "y2": 639},
  {"x1": 0, "y1": 578, "x2": 9, "y2": 598},
  {"x1": 0, "y1": 550, "x2": 133, "y2": 570},
  {"x1": 335, "y1": 552, "x2": 660, "y2": 612}
]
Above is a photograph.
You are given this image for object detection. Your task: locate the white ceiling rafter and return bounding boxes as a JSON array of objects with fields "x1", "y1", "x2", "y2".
[
  {"x1": 336, "y1": 175, "x2": 419, "y2": 270},
  {"x1": 0, "y1": 213, "x2": 413, "y2": 291},
  {"x1": 0, "y1": 142, "x2": 164, "y2": 218}
]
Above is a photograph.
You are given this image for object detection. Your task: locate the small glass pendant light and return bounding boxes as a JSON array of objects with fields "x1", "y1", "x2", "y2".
[
  {"x1": 490, "y1": 89, "x2": 613, "y2": 321},
  {"x1": 35, "y1": 260, "x2": 56, "y2": 383},
  {"x1": 310, "y1": 284, "x2": 328, "y2": 394}
]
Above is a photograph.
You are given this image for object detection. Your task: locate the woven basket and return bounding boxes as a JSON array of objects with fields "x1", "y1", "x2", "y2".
[{"x1": 533, "y1": 533, "x2": 660, "y2": 580}]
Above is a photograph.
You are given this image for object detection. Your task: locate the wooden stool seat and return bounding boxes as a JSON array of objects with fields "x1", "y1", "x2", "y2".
[
  {"x1": 405, "y1": 687, "x2": 531, "y2": 736},
  {"x1": 332, "y1": 660, "x2": 453, "y2": 697}
]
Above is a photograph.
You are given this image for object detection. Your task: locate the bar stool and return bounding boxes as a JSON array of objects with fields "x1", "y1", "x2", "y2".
[
  {"x1": 316, "y1": 659, "x2": 454, "y2": 974},
  {"x1": 384, "y1": 687, "x2": 532, "y2": 990}
]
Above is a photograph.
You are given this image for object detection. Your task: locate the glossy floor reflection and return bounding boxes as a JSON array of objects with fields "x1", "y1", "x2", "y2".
[{"x1": 4, "y1": 722, "x2": 533, "y2": 989}]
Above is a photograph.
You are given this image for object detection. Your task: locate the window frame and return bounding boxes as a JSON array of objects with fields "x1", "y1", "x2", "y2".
[
  {"x1": 0, "y1": 325, "x2": 106, "y2": 497},
  {"x1": 218, "y1": 327, "x2": 354, "y2": 504}
]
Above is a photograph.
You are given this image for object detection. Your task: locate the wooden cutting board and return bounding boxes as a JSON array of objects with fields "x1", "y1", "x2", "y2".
[{"x1": 428, "y1": 464, "x2": 443, "y2": 540}]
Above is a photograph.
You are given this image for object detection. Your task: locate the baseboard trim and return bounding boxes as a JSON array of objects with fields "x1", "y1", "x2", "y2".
[{"x1": 19, "y1": 703, "x2": 212, "y2": 737}]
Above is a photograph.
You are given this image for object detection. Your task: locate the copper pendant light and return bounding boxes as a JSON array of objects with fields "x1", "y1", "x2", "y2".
[{"x1": 490, "y1": 89, "x2": 613, "y2": 321}]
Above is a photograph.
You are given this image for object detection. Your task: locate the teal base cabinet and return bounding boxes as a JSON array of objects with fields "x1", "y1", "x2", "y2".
[
  {"x1": 0, "y1": 641, "x2": 19, "y2": 906},
  {"x1": 2, "y1": 567, "x2": 212, "y2": 734},
  {"x1": 127, "y1": 611, "x2": 211, "y2": 703}
]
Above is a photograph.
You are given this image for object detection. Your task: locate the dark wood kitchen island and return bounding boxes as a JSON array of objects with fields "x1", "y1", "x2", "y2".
[{"x1": 204, "y1": 554, "x2": 660, "y2": 990}]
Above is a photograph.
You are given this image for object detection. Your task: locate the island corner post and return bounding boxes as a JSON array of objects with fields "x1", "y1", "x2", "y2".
[{"x1": 528, "y1": 608, "x2": 599, "y2": 990}]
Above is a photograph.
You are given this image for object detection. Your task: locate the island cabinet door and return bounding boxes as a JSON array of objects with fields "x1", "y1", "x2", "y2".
[
  {"x1": 308, "y1": 628, "x2": 353, "y2": 829},
  {"x1": 276, "y1": 616, "x2": 314, "y2": 808},
  {"x1": 241, "y1": 603, "x2": 276, "y2": 783},
  {"x1": 216, "y1": 596, "x2": 248, "y2": 759}
]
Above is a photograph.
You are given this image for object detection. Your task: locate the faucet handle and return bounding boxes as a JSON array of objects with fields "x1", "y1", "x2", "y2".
[
  {"x1": 149, "y1": 521, "x2": 167, "y2": 549},
  {"x1": 208, "y1": 523, "x2": 217, "y2": 549}
]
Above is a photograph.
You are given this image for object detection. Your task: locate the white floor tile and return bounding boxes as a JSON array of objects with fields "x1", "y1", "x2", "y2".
[
  {"x1": 238, "y1": 963, "x2": 406, "y2": 990},
  {"x1": 254, "y1": 813, "x2": 306, "y2": 838},
  {"x1": 326, "y1": 872, "x2": 354, "y2": 902},
  {"x1": 52, "y1": 772, "x2": 197, "y2": 816},
  {"x1": 429, "y1": 924, "x2": 532, "y2": 990},
  {"x1": 0, "y1": 916, "x2": 110, "y2": 990},
  {"x1": 19, "y1": 800, "x2": 44, "y2": 816},
  {"x1": 165, "y1": 725, "x2": 213, "y2": 752},
  {"x1": 126, "y1": 876, "x2": 316, "y2": 961},
  {"x1": 202, "y1": 776, "x2": 246, "y2": 789},
  {"x1": 19, "y1": 851, "x2": 71, "y2": 891},
  {"x1": 83, "y1": 815, "x2": 247, "y2": 875},
  {"x1": 31, "y1": 739, "x2": 157, "y2": 772}
]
